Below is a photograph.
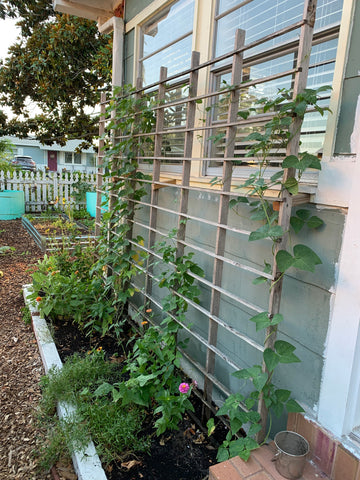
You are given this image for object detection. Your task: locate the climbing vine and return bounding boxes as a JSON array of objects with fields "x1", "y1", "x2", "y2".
[
  {"x1": 95, "y1": 84, "x2": 328, "y2": 458},
  {"x1": 207, "y1": 86, "x2": 329, "y2": 462}
]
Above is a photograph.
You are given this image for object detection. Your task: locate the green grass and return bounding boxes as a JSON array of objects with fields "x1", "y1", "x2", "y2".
[{"x1": 37, "y1": 351, "x2": 150, "y2": 469}]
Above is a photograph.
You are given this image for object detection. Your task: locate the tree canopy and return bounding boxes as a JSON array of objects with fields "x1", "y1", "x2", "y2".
[{"x1": 0, "y1": 0, "x2": 112, "y2": 147}]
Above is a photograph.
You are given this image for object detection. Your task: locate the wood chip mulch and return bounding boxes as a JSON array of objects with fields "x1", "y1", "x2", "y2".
[{"x1": 0, "y1": 219, "x2": 77, "y2": 480}]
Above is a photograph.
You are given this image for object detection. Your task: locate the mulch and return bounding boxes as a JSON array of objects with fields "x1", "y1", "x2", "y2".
[
  {"x1": 0, "y1": 219, "x2": 76, "y2": 480},
  {"x1": 0, "y1": 219, "x2": 224, "y2": 480}
]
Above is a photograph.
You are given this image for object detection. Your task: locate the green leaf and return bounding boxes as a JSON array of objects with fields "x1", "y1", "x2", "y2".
[
  {"x1": 275, "y1": 340, "x2": 301, "y2": 363},
  {"x1": 207, "y1": 418, "x2": 216, "y2": 436},
  {"x1": 249, "y1": 312, "x2": 270, "y2": 331},
  {"x1": 307, "y1": 216, "x2": 324, "y2": 229},
  {"x1": 249, "y1": 312, "x2": 283, "y2": 331},
  {"x1": 249, "y1": 224, "x2": 270, "y2": 241},
  {"x1": 292, "y1": 244, "x2": 322, "y2": 272},
  {"x1": 136, "y1": 373, "x2": 158, "y2": 387},
  {"x1": 233, "y1": 365, "x2": 261, "y2": 380},
  {"x1": 253, "y1": 372, "x2": 268, "y2": 391},
  {"x1": 94, "y1": 382, "x2": 114, "y2": 397},
  {"x1": 270, "y1": 171, "x2": 284, "y2": 182},
  {"x1": 300, "y1": 152, "x2": 321, "y2": 170},
  {"x1": 282, "y1": 155, "x2": 299, "y2": 168},
  {"x1": 275, "y1": 340, "x2": 296, "y2": 355},
  {"x1": 272, "y1": 401, "x2": 284, "y2": 418},
  {"x1": 294, "y1": 100, "x2": 308, "y2": 116},
  {"x1": 189, "y1": 264, "x2": 204, "y2": 276},
  {"x1": 268, "y1": 225, "x2": 284, "y2": 239},
  {"x1": 275, "y1": 389, "x2": 291, "y2": 402},
  {"x1": 290, "y1": 216, "x2": 305, "y2": 234},
  {"x1": 247, "y1": 422, "x2": 262, "y2": 437},
  {"x1": 252, "y1": 276, "x2": 268, "y2": 285},
  {"x1": 296, "y1": 209, "x2": 312, "y2": 220},
  {"x1": 276, "y1": 250, "x2": 294, "y2": 272},
  {"x1": 217, "y1": 445, "x2": 230, "y2": 463},
  {"x1": 263, "y1": 348, "x2": 280, "y2": 372},
  {"x1": 245, "y1": 132, "x2": 265, "y2": 141},
  {"x1": 250, "y1": 209, "x2": 268, "y2": 221},
  {"x1": 237, "y1": 110, "x2": 250, "y2": 120},
  {"x1": 283, "y1": 177, "x2": 298, "y2": 195},
  {"x1": 286, "y1": 399, "x2": 305, "y2": 413}
]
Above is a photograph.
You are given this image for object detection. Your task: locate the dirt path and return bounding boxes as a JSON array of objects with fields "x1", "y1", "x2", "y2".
[{"x1": 0, "y1": 219, "x2": 73, "y2": 480}]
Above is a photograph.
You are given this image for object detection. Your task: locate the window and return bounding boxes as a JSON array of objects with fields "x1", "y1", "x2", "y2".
[
  {"x1": 206, "y1": 0, "x2": 343, "y2": 175},
  {"x1": 87, "y1": 154, "x2": 96, "y2": 167},
  {"x1": 64, "y1": 152, "x2": 82, "y2": 165},
  {"x1": 139, "y1": 0, "x2": 195, "y2": 86}
]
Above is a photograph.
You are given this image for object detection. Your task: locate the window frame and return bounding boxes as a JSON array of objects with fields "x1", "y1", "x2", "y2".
[
  {"x1": 63, "y1": 151, "x2": 83, "y2": 166},
  {"x1": 203, "y1": 0, "x2": 343, "y2": 178}
]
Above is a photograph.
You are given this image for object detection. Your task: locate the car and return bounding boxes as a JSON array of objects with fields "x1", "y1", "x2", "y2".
[{"x1": 11, "y1": 155, "x2": 36, "y2": 172}]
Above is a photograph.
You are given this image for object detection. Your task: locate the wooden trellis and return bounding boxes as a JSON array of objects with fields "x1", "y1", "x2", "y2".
[{"x1": 97, "y1": 0, "x2": 319, "y2": 439}]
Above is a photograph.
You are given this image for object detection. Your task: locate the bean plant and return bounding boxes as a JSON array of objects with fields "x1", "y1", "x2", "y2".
[{"x1": 207, "y1": 86, "x2": 328, "y2": 462}]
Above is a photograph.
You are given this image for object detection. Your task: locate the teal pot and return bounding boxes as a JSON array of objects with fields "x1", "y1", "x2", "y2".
[
  {"x1": 86, "y1": 192, "x2": 108, "y2": 218},
  {"x1": 0, "y1": 190, "x2": 25, "y2": 220}
]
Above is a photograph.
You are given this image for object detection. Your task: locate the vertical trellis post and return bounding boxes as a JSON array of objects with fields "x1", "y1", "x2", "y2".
[
  {"x1": 256, "y1": 0, "x2": 318, "y2": 442},
  {"x1": 176, "y1": 51, "x2": 200, "y2": 258},
  {"x1": 125, "y1": 77, "x2": 143, "y2": 246},
  {"x1": 145, "y1": 66, "x2": 168, "y2": 302},
  {"x1": 95, "y1": 92, "x2": 107, "y2": 236},
  {"x1": 203, "y1": 29, "x2": 245, "y2": 412}
]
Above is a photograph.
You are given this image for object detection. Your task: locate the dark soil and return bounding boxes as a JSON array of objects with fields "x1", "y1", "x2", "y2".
[{"x1": 49, "y1": 317, "x2": 226, "y2": 480}]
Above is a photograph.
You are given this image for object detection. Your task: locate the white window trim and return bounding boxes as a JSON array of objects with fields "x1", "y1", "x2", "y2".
[
  {"x1": 61, "y1": 151, "x2": 84, "y2": 165},
  {"x1": 125, "y1": 0, "x2": 351, "y2": 184}
]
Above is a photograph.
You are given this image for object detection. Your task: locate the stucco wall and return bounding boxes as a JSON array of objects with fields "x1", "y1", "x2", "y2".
[{"x1": 132, "y1": 185, "x2": 345, "y2": 428}]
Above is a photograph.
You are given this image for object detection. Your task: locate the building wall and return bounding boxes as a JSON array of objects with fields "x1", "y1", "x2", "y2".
[
  {"x1": 132, "y1": 184, "x2": 345, "y2": 431},
  {"x1": 14, "y1": 145, "x2": 45, "y2": 166},
  {"x1": 122, "y1": 0, "x2": 355, "y2": 436}
]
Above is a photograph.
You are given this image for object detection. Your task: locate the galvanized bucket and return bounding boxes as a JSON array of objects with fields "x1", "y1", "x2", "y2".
[{"x1": 273, "y1": 431, "x2": 309, "y2": 479}]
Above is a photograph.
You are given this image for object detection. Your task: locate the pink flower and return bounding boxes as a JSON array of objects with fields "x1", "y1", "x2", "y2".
[
  {"x1": 179, "y1": 382, "x2": 190, "y2": 394},
  {"x1": 191, "y1": 379, "x2": 198, "y2": 388}
]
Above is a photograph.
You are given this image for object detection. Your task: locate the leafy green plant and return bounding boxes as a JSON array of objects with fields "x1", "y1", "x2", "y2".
[
  {"x1": 206, "y1": 87, "x2": 328, "y2": 462},
  {"x1": 72, "y1": 178, "x2": 95, "y2": 204},
  {"x1": 0, "y1": 245, "x2": 15, "y2": 254},
  {"x1": 36, "y1": 350, "x2": 149, "y2": 469},
  {"x1": 21, "y1": 305, "x2": 32, "y2": 325},
  {"x1": 29, "y1": 245, "x2": 118, "y2": 337}
]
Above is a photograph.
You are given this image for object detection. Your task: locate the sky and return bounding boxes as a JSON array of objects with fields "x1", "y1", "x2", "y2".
[{"x1": 0, "y1": 17, "x2": 20, "y2": 61}]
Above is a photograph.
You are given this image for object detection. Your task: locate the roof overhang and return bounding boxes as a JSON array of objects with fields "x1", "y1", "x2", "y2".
[{"x1": 53, "y1": 0, "x2": 124, "y2": 28}]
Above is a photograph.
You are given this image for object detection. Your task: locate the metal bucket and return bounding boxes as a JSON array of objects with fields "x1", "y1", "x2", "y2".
[{"x1": 273, "y1": 431, "x2": 309, "y2": 479}]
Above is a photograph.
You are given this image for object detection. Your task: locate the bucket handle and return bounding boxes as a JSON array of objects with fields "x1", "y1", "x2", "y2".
[{"x1": 271, "y1": 452, "x2": 280, "y2": 462}]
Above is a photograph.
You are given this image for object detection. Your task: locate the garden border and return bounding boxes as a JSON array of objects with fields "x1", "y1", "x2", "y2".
[
  {"x1": 22, "y1": 284, "x2": 107, "y2": 480},
  {"x1": 21, "y1": 216, "x2": 97, "y2": 252}
]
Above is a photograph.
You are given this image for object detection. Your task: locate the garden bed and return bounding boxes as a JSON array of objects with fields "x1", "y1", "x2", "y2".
[
  {"x1": 25, "y1": 292, "x2": 224, "y2": 480},
  {"x1": 21, "y1": 213, "x2": 96, "y2": 252}
]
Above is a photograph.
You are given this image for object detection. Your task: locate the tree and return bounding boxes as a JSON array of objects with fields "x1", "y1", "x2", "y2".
[
  {"x1": 0, "y1": 0, "x2": 112, "y2": 147},
  {"x1": 0, "y1": 138, "x2": 15, "y2": 172}
]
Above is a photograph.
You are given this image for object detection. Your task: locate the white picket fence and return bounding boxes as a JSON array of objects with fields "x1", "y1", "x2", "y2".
[{"x1": 0, "y1": 170, "x2": 96, "y2": 212}]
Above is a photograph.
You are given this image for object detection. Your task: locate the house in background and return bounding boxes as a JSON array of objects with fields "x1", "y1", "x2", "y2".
[
  {"x1": 2, "y1": 136, "x2": 96, "y2": 173},
  {"x1": 53, "y1": 0, "x2": 360, "y2": 477}
]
